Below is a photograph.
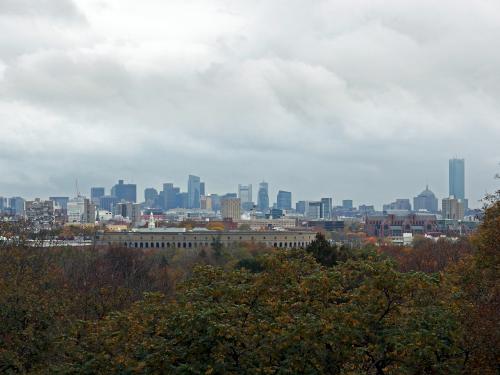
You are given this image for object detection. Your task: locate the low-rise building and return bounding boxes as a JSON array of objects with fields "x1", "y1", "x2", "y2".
[
  {"x1": 96, "y1": 229, "x2": 316, "y2": 249},
  {"x1": 365, "y1": 213, "x2": 437, "y2": 237},
  {"x1": 25, "y1": 199, "x2": 55, "y2": 228}
]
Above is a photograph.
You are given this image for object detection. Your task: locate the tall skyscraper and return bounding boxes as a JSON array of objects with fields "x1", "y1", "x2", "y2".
[
  {"x1": 449, "y1": 158, "x2": 465, "y2": 200},
  {"x1": 296, "y1": 200, "x2": 306, "y2": 214},
  {"x1": 91, "y1": 187, "x2": 105, "y2": 205},
  {"x1": 111, "y1": 180, "x2": 137, "y2": 203},
  {"x1": 277, "y1": 191, "x2": 292, "y2": 210},
  {"x1": 238, "y1": 184, "x2": 253, "y2": 210},
  {"x1": 257, "y1": 181, "x2": 269, "y2": 212},
  {"x1": 99, "y1": 196, "x2": 119, "y2": 212},
  {"x1": 187, "y1": 175, "x2": 201, "y2": 209},
  {"x1": 144, "y1": 188, "x2": 159, "y2": 207},
  {"x1": 162, "y1": 183, "x2": 178, "y2": 210},
  {"x1": 321, "y1": 197, "x2": 333, "y2": 219},
  {"x1": 8, "y1": 197, "x2": 25, "y2": 217}
]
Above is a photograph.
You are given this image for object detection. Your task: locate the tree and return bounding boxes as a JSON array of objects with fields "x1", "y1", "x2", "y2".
[
  {"x1": 444, "y1": 190, "x2": 500, "y2": 374},
  {"x1": 306, "y1": 232, "x2": 338, "y2": 267},
  {"x1": 59, "y1": 250, "x2": 464, "y2": 374}
]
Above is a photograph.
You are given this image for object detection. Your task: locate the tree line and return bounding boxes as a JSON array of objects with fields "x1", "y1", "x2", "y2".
[{"x1": 0, "y1": 192, "x2": 498, "y2": 374}]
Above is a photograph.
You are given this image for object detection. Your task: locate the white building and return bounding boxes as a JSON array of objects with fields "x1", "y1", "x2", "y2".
[{"x1": 67, "y1": 196, "x2": 95, "y2": 224}]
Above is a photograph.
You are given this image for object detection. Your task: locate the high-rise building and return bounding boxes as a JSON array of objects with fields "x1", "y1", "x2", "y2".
[
  {"x1": 91, "y1": 187, "x2": 105, "y2": 206},
  {"x1": 144, "y1": 188, "x2": 159, "y2": 207},
  {"x1": 296, "y1": 200, "x2": 306, "y2": 215},
  {"x1": 257, "y1": 181, "x2": 269, "y2": 212},
  {"x1": 321, "y1": 197, "x2": 333, "y2": 219},
  {"x1": 342, "y1": 200, "x2": 353, "y2": 210},
  {"x1": 449, "y1": 158, "x2": 465, "y2": 200},
  {"x1": 67, "y1": 196, "x2": 96, "y2": 224},
  {"x1": 383, "y1": 199, "x2": 412, "y2": 212},
  {"x1": 200, "y1": 182, "x2": 206, "y2": 197},
  {"x1": 221, "y1": 197, "x2": 241, "y2": 220},
  {"x1": 0, "y1": 197, "x2": 7, "y2": 211},
  {"x1": 442, "y1": 197, "x2": 465, "y2": 220},
  {"x1": 210, "y1": 194, "x2": 221, "y2": 212},
  {"x1": 238, "y1": 184, "x2": 253, "y2": 211},
  {"x1": 114, "y1": 202, "x2": 142, "y2": 226},
  {"x1": 413, "y1": 186, "x2": 438, "y2": 213},
  {"x1": 201, "y1": 195, "x2": 212, "y2": 210},
  {"x1": 177, "y1": 192, "x2": 189, "y2": 209},
  {"x1": 111, "y1": 180, "x2": 137, "y2": 203},
  {"x1": 188, "y1": 175, "x2": 201, "y2": 209},
  {"x1": 305, "y1": 201, "x2": 322, "y2": 219},
  {"x1": 359, "y1": 205, "x2": 375, "y2": 215},
  {"x1": 277, "y1": 191, "x2": 292, "y2": 210},
  {"x1": 8, "y1": 197, "x2": 25, "y2": 217},
  {"x1": 162, "y1": 183, "x2": 178, "y2": 210},
  {"x1": 99, "y1": 195, "x2": 119, "y2": 212},
  {"x1": 49, "y1": 196, "x2": 69, "y2": 210}
]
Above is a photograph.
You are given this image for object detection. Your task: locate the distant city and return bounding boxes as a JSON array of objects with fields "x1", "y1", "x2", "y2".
[{"x1": 0, "y1": 158, "x2": 480, "y2": 246}]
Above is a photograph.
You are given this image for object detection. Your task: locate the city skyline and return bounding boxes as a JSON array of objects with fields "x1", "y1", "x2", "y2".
[
  {"x1": 0, "y1": 158, "x2": 487, "y2": 210},
  {"x1": 1, "y1": 1, "x2": 499, "y2": 207}
]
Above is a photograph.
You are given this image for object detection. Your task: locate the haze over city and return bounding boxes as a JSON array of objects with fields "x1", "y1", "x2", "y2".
[{"x1": 1, "y1": 0, "x2": 500, "y2": 207}]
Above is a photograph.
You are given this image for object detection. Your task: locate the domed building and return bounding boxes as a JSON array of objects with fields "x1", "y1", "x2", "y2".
[{"x1": 413, "y1": 185, "x2": 438, "y2": 213}]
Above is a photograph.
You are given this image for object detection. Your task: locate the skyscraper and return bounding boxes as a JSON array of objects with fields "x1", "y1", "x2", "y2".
[
  {"x1": 449, "y1": 158, "x2": 465, "y2": 200},
  {"x1": 8, "y1": 197, "x2": 25, "y2": 217},
  {"x1": 99, "y1": 196, "x2": 119, "y2": 212},
  {"x1": 257, "y1": 181, "x2": 269, "y2": 212},
  {"x1": 67, "y1": 196, "x2": 95, "y2": 224},
  {"x1": 49, "y1": 196, "x2": 69, "y2": 210},
  {"x1": 442, "y1": 197, "x2": 465, "y2": 220},
  {"x1": 238, "y1": 184, "x2": 253, "y2": 210},
  {"x1": 91, "y1": 187, "x2": 105, "y2": 205},
  {"x1": 187, "y1": 175, "x2": 201, "y2": 209},
  {"x1": 162, "y1": 183, "x2": 177, "y2": 210},
  {"x1": 277, "y1": 191, "x2": 292, "y2": 210},
  {"x1": 111, "y1": 180, "x2": 137, "y2": 203},
  {"x1": 144, "y1": 188, "x2": 159, "y2": 207},
  {"x1": 221, "y1": 197, "x2": 241, "y2": 220},
  {"x1": 413, "y1": 186, "x2": 438, "y2": 212},
  {"x1": 321, "y1": 197, "x2": 333, "y2": 219},
  {"x1": 305, "y1": 201, "x2": 322, "y2": 219}
]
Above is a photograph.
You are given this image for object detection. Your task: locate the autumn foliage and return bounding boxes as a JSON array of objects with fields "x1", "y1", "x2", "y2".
[{"x1": 0, "y1": 192, "x2": 498, "y2": 374}]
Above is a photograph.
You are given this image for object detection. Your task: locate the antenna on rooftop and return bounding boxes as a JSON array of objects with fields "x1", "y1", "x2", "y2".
[{"x1": 75, "y1": 179, "x2": 80, "y2": 198}]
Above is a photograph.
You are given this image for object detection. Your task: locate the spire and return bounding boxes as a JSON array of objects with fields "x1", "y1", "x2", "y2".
[{"x1": 148, "y1": 211, "x2": 156, "y2": 229}]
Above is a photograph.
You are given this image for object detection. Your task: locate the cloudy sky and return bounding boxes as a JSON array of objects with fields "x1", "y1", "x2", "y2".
[{"x1": 1, "y1": 0, "x2": 499, "y2": 208}]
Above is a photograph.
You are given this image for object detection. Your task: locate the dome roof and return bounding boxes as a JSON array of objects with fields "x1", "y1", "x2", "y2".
[{"x1": 417, "y1": 185, "x2": 436, "y2": 198}]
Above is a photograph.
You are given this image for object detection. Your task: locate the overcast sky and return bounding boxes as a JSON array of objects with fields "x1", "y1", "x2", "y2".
[{"x1": 1, "y1": 0, "x2": 499, "y2": 208}]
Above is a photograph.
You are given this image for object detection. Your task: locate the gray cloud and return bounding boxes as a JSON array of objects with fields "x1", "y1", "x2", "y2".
[
  {"x1": 0, "y1": 0, "x2": 85, "y2": 22},
  {"x1": 0, "y1": 0, "x2": 499, "y2": 207}
]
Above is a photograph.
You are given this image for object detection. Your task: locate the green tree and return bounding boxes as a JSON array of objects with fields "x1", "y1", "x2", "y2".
[
  {"x1": 306, "y1": 232, "x2": 338, "y2": 267},
  {"x1": 59, "y1": 250, "x2": 463, "y2": 374}
]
